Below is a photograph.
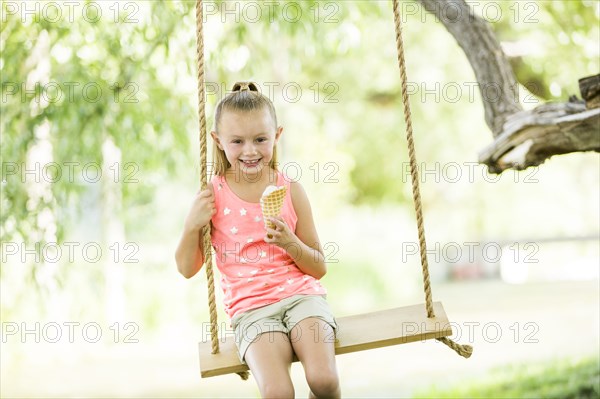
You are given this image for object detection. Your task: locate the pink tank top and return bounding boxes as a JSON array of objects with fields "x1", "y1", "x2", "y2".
[{"x1": 210, "y1": 171, "x2": 326, "y2": 318}]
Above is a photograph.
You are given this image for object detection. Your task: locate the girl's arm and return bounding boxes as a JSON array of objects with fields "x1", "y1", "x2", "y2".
[
  {"x1": 175, "y1": 188, "x2": 215, "y2": 278},
  {"x1": 175, "y1": 226, "x2": 204, "y2": 279},
  {"x1": 266, "y1": 181, "x2": 326, "y2": 279}
]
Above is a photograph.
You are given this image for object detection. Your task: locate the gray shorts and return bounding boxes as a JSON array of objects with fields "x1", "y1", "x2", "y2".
[{"x1": 231, "y1": 294, "x2": 337, "y2": 363}]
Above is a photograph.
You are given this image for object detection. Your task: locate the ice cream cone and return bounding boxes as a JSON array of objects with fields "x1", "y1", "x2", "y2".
[{"x1": 260, "y1": 185, "x2": 287, "y2": 235}]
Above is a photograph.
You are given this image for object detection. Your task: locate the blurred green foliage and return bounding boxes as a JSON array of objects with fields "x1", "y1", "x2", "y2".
[
  {"x1": 0, "y1": 6, "x2": 598, "y2": 395},
  {"x1": 494, "y1": 0, "x2": 599, "y2": 99},
  {"x1": 2, "y1": 1, "x2": 198, "y2": 246},
  {"x1": 418, "y1": 356, "x2": 600, "y2": 398},
  {"x1": 1, "y1": 0, "x2": 598, "y2": 266}
]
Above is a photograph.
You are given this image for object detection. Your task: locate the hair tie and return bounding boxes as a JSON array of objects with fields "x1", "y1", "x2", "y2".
[{"x1": 232, "y1": 81, "x2": 258, "y2": 92}]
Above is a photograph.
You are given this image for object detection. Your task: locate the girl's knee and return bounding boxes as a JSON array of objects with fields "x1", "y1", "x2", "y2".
[
  {"x1": 260, "y1": 381, "x2": 294, "y2": 399},
  {"x1": 306, "y1": 369, "x2": 340, "y2": 398}
]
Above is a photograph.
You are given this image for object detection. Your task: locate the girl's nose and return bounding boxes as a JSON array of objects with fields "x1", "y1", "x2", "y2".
[{"x1": 243, "y1": 142, "x2": 257, "y2": 155}]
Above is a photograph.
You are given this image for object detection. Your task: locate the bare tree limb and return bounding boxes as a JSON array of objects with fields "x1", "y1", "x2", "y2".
[{"x1": 479, "y1": 103, "x2": 600, "y2": 172}]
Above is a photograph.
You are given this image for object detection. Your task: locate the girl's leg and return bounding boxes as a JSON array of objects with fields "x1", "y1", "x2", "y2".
[
  {"x1": 290, "y1": 318, "x2": 340, "y2": 399},
  {"x1": 244, "y1": 332, "x2": 295, "y2": 399}
]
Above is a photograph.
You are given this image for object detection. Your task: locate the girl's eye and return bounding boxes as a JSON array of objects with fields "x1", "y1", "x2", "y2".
[
  {"x1": 256, "y1": 137, "x2": 267, "y2": 143},
  {"x1": 232, "y1": 140, "x2": 242, "y2": 144}
]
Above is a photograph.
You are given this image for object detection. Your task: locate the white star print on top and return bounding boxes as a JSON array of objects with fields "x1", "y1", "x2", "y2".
[{"x1": 209, "y1": 172, "x2": 327, "y2": 319}]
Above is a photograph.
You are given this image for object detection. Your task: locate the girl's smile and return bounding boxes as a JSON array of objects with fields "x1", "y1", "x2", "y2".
[{"x1": 240, "y1": 158, "x2": 261, "y2": 167}]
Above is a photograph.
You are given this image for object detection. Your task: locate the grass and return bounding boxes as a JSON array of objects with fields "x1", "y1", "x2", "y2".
[{"x1": 416, "y1": 357, "x2": 600, "y2": 399}]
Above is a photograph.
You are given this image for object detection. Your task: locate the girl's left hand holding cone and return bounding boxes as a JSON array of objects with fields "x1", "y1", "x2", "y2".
[{"x1": 264, "y1": 216, "x2": 295, "y2": 248}]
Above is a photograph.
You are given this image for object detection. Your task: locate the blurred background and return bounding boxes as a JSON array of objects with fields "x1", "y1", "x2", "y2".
[{"x1": 1, "y1": 1, "x2": 598, "y2": 397}]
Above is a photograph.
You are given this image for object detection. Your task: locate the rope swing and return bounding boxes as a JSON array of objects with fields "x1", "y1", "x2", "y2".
[{"x1": 195, "y1": 0, "x2": 472, "y2": 379}]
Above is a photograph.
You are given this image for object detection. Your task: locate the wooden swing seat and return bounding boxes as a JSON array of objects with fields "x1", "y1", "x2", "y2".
[{"x1": 199, "y1": 301, "x2": 451, "y2": 378}]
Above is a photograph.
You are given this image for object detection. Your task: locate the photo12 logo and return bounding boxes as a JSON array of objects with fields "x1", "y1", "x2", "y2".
[
  {"x1": 213, "y1": 161, "x2": 340, "y2": 185},
  {"x1": 2, "y1": 81, "x2": 139, "y2": 104},
  {"x1": 402, "y1": 320, "x2": 540, "y2": 344},
  {"x1": 1, "y1": 2, "x2": 140, "y2": 24},
  {"x1": 2, "y1": 161, "x2": 140, "y2": 185},
  {"x1": 400, "y1": 162, "x2": 540, "y2": 184},
  {"x1": 406, "y1": 81, "x2": 540, "y2": 105},
  {"x1": 400, "y1": 1, "x2": 540, "y2": 24},
  {"x1": 401, "y1": 241, "x2": 539, "y2": 264},
  {"x1": 1, "y1": 241, "x2": 140, "y2": 264},
  {"x1": 202, "y1": 1, "x2": 340, "y2": 24},
  {"x1": 206, "y1": 81, "x2": 340, "y2": 105},
  {"x1": 1, "y1": 321, "x2": 140, "y2": 344}
]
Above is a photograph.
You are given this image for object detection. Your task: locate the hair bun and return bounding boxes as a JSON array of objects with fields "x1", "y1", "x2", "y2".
[{"x1": 232, "y1": 81, "x2": 258, "y2": 92}]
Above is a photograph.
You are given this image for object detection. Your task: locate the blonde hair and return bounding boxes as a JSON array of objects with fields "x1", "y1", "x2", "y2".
[{"x1": 212, "y1": 82, "x2": 279, "y2": 176}]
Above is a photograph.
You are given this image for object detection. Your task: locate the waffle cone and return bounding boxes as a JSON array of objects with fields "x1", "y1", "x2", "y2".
[{"x1": 260, "y1": 186, "x2": 287, "y2": 231}]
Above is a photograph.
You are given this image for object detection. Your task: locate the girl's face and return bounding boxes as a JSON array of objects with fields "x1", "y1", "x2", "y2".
[{"x1": 212, "y1": 107, "x2": 282, "y2": 178}]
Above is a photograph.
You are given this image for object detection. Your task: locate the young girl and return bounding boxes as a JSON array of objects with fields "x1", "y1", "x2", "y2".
[{"x1": 175, "y1": 82, "x2": 341, "y2": 398}]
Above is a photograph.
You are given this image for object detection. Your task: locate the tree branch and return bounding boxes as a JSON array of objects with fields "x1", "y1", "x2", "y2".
[{"x1": 478, "y1": 103, "x2": 600, "y2": 173}]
